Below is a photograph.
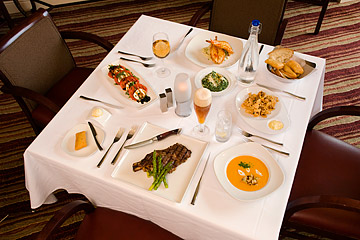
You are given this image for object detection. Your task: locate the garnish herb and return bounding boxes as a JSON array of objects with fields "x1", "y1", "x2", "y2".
[{"x1": 238, "y1": 161, "x2": 251, "y2": 169}]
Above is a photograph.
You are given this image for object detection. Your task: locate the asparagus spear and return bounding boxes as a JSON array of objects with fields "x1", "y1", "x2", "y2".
[{"x1": 149, "y1": 160, "x2": 173, "y2": 191}]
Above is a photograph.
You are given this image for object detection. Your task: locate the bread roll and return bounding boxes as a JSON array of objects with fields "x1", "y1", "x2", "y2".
[
  {"x1": 75, "y1": 131, "x2": 87, "y2": 150},
  {"x1": 268, "y1": 48, "x2": 294, "y2": 63},
  {"x1": 265, "y1": 59, "x2": 284, "y2": 69},
  {"x1": 286, "y1": 60, "x2": 304, "y2": 75}
]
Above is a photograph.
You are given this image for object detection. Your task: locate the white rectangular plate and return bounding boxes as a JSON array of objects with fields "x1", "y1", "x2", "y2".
[
  {"x1": 112, "y1": 122, "x2": 209, "y2": 203},
  {"x1": 100, "y1": 60, "x2": 158, "y2": 109}
]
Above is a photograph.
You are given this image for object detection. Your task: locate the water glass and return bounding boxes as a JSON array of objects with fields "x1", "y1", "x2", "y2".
[{"x1": 215, "y1": 110, "x2": 232, "y2": 142}]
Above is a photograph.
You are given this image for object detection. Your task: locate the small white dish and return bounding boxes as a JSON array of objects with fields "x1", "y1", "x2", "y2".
[
  {"x1": 214, "y1": 142, "x2": 285, "y2": 201},
  {"x1": 185, "y1": 31, "x2": 243, "y2": 68},
  {"x1": 88, "y1": 107, "x2": 111, "y2": 126},
  {"x1": 101, "y1": 60, "x2": 158, "y2": 109},
  {"x1": 194, "y1": 67, "x2": 236, "y2": 97},
  {"x1": 61, "y1": 123, "x2": 105, "y2": 157},
  {"x1": 235, "y1": 86, "x2": 290, "y2": 135}
]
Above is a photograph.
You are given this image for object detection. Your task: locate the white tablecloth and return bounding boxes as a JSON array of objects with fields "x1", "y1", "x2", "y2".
[{"x1": 24, "y1": 15, "x2": 326, "y2": 240}]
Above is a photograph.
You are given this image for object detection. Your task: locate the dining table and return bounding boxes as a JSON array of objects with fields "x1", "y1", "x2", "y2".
[{"x1": 24, "y1": 15, "x2": 326, "y2": 240}]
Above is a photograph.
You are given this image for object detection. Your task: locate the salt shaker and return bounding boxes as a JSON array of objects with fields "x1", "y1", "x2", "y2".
[{"x1": 237, "y1": 19, "x2": 262, "y2": 85}]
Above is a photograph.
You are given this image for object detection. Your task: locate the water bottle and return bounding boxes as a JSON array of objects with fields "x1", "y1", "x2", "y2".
[{"x1": 237, "y1": 20, "x2": 262, "y2": 84}]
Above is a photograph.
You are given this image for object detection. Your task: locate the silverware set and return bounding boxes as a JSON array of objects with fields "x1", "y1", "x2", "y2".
[
  {"x1": 245, "y1": 138, "x2": 290, "y2": 157},
  {"x1": 239, "y1": 128, "x2": 289, "y2": 156},
  {"x1": 95, "y1": 125, "x2": 137, "y2": 168},
  {"x1": 118, "y1": 50, "x2": 153, "y2": 61},
  {"x1": 118, "y1": 50, "x2": 155, "y2": 68},
  {"x1": 240, "y1": 130, "x2": 283, "y2": 146},
  {"x1": 111, "y1": 125, "x2": 138, "y2": 165},
  {"x1": 97, "y1": 128, "x2": 124, "y2": 168}
]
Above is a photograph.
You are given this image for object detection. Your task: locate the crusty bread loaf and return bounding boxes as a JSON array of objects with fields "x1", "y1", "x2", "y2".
[
  {"x1": 75, "y1": 131, "x2": 87, "y2": 150},
  {"x1": 268, "y1": 47, "x2": 294, "y2": 63}
]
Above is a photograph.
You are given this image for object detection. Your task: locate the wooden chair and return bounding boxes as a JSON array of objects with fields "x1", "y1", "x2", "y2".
[
  {"x1": 36, "y1": 200, "x2": 182, "y2": 240},
  {"x1": 189, "y1": 0, "x2": 289, "y2": 46},
  {"x1": 0, "y1": 0, "x2": 14, "y2": 28},
  {"x1": 294, "y1": 0, "x2": 330, "y2": 35},
  {"x1": 0, "y1": 8, "x2": 113, "y2": 135},
  {"x1": 281, "y1": 106, "x2": 360, "y2": 239}
]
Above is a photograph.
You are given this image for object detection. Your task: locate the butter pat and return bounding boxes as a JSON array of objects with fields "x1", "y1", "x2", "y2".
[{"x1": 89, "y1": 107, "x2": 111, "y2": 126}]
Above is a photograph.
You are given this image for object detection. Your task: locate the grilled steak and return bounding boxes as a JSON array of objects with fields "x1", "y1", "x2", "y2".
[{"x1": 133, "y1": 143, "x2": 191, "y2": 173}]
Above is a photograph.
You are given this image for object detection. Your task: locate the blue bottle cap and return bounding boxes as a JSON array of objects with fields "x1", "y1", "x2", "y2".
[{"x1": 252, "y1": 20, "x2": 260, "y2": 26}]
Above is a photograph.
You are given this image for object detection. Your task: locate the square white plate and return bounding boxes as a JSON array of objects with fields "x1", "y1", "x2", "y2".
[
  {"x1": 112, "y1": 122, "x2": 209, "y2": 202},
  {"x1": 214, "y1": 142, "x2": 285, "y2": 201}
]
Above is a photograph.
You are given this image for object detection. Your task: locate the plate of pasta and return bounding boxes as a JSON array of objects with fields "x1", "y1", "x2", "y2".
[{"x1": 235, "y1": 86, "x2": 290, "y2": 135}]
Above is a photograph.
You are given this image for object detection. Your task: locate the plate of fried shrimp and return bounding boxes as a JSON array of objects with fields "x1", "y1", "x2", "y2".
[{"x1": 185, "y1": 31, "x2": 243, "y2": 68}]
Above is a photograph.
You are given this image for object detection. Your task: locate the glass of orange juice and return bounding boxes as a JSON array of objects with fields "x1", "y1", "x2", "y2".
[{"x1": 152, "y1": 32, "x2": 171, "y2": 78}]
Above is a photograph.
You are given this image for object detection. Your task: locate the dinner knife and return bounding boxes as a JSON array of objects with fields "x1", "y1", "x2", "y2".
[
  {"x1": 80, "y1": 95, "x2": 124, "y2": 109},
  {"x1": 88, "y1": 122, "x2": 103, "y2": 151},
  {"x1": 191, "y1": 153, "x2": 211, "y2": 205},
  {"x1": 174, "y1": 28, "x2": 193, "y2": 51},
  {"x1": 124, "y1": 128, "x2": 182, "y2": 149},
  {"x1": 256, "y1": 83, "x2": 306, "y2": 101}
]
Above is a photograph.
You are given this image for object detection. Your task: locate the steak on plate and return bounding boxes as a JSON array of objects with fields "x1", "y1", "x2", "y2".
[{"x1": 132, "y1": 143, "x2": 192, "y2": 173}]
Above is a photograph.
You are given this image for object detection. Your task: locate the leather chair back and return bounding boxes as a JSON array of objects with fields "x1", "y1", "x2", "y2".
[
  {"x1": 0, "y1": 10, "x2": 75, "y2": 111},
  {"x1": 209, "y1": 0, "x2": 288, "y2": 45}
]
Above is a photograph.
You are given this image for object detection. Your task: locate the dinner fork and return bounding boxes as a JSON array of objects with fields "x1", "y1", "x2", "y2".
[
  {"x1": 97, "y1": 128, "x2": 124, "y2": 168},
  {"x1": 120, "y1": 57, "x2": 155, "y2": 68},
  {"x1": 241, "y1": 130, "x2": 283, "y2": 146},
  {"x1": 118, "y1": 50, "x2": 153, "y2": 61},
  {"x1": 111, "y1": 125, "x2": 138, "y2": 165},
  {"x1": 246, "y1": 139, "x2": 290, "y2": 157}
]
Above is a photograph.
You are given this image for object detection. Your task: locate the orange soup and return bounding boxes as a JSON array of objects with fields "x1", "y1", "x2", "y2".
[{"x1": 226, "y1": 155, "x2": 269, "y2": 192}]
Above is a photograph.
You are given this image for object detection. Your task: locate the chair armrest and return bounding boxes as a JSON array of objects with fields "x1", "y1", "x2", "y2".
[
  {"x1": 60, "y1": 31, "x2": 114, "y2": 52},
  {"x1": 308, "y1": 106, "x2": 360, "y2": 130},
  {"x1": 36, "y1": 200, "x2": 94, "y2": 240},
  {"x1": 284, "y1": 195, "x2": 360, "y2": 223},
  {"x1": 189, "y1": 2, "x2": 212, "y2": 27},
  {"x1": 1, "y1": 85, "x2": 61, "y2": 113}
]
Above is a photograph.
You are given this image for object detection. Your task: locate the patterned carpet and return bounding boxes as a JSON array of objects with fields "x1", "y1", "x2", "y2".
[{"x1": 0, "y1": 0, "x2": 359, "y2": 239}]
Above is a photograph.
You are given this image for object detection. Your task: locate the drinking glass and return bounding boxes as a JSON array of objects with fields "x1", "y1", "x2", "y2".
[
  {"x1": 215, "y1": 110, "x2": 232, "y2": 142},
  {"x1": 193, "y1": 88, "x2": 212, "y2": 136},
  {"x1": 152, "y1": 32, "x2": 171, "y2": 78}
]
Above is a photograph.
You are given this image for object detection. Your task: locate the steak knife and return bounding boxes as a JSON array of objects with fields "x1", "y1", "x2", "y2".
[
  {"x1": 124, "y1": 128, "x2": 182, "y2": 149},
  {"x1": 88, "y1": 122, "x2": 103, "y2": 151}
]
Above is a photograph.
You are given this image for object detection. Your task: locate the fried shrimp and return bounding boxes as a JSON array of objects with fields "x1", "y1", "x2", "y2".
[
  {"x1": 205, "y1": 36, "x2": 234, "y2": 64},
  {"x1": 206, "y1": 37, "x2": 234, "y2": 54},
  {"x1": 209, "y1": 44, "x2": 226, "y2": 64}
]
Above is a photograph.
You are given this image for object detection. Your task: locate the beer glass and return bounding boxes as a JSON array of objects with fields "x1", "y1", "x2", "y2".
[
  {"x1": 152, "y1": 32, "x2": 171, "y2": 78},
  {"x1": 193, "y1": 88, "x2": 212, "y2": 136}
]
